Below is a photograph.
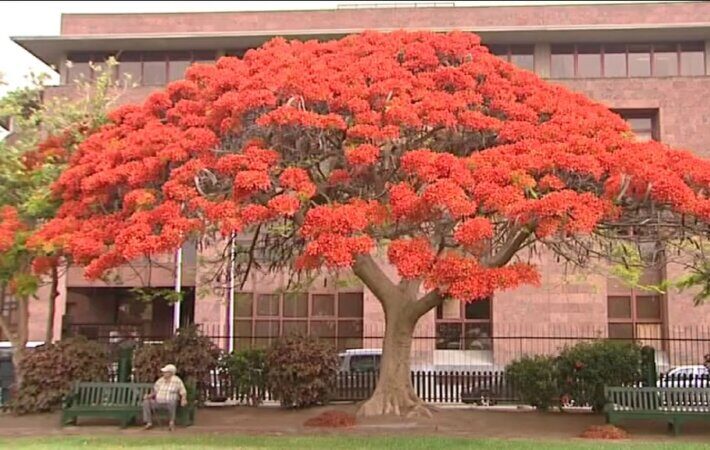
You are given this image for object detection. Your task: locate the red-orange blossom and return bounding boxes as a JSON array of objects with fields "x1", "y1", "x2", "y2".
[{"x1": 29, "y1": 31, "x2": 710, "y2": 303}]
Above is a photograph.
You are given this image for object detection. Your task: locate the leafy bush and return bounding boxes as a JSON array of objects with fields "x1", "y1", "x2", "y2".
[
  {"x1": 506, "y1": 355, "x2": 559, "y2": 410},
  {"x1": 12, "y1": 337, "x2": 109, "y2": 414},
  {"x1": 557, "y1": 340, "x2": 642, "y2": 412},
  {"x1": 266, "y1": 335, "x2": 339, "y2": 408},
  {"x1": 219, "y1": 349, "x2": 266, "y2": 405},
  {"x1": 133, "y1": 326, "x2": 220, "y2": 399}
]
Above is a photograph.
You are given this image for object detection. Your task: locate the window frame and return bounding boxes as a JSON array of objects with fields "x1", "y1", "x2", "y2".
[
  {"x1": 65, "y1": 50, "x2": 217, "y2": 86},
  {"x1": 487, "y1": 44, "x2": 535, "y2": 71},
  {"x1": 435, "y1": 297, "x2": 493, "y2": 351},
  {"x1": 549, "y1": 42, "x2": 706, "y2": 79},
  {"x1": 613, "y1": 109, "x2": 660, "y2": 142},
  {"x1": 233, "y1": 291, "x2": 364, "y2": 351}
]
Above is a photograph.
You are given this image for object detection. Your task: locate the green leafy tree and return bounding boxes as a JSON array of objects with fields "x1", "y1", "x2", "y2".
[{"x1": 0, "y1": 60, "x2": 123, "y2": 387}]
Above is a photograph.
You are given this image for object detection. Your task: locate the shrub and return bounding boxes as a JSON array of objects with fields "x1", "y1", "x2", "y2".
[
  {"x1": 133, "y1": 325, "x2": 221, "y2": 399},
  {"x1": 219, "y1": 349, "x2": 266, "y2": 405},
  {"x1": 266, "y1": 335, "x2": 339, "y2": 408},
  {"x1": 557, "y1": 340, "x2": 642, "y2": 412},
  {"x1": 12, "y1": 337, "x2": 109, "y2": 414},
  {"x1": 505, "y1": 355, "x2": 559, "y2": 410}
]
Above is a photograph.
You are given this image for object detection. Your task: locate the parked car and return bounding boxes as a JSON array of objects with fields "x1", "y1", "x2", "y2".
[
  {"x1": 338, "y1": 348, "x2": 381, "y2": 374},
  {"x1": 659, "y1": 365, "x2": 710, "y2": 388}
]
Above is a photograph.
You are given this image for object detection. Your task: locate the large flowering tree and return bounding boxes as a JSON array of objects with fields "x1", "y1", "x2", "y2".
[{"x1": 37, "y1": 32, "x2": 710, "y2": 416}]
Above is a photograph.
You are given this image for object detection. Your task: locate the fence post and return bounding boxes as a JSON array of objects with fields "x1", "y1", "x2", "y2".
[
  {"x1": 641, "y1": 346, "x2": 657, "y2": 387},
  {"x1": 117, "y1": 344, "x2": 134, "y2": 383}
]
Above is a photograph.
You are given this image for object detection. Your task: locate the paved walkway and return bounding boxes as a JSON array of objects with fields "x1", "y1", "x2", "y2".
[{"x1": 1, "y1": 404, "x2": 709, "y2": 443}]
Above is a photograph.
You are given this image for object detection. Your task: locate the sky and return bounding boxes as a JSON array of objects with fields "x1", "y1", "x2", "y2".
[{"x1": 0, "y1": 0, "x2": 659, "y2": 95}]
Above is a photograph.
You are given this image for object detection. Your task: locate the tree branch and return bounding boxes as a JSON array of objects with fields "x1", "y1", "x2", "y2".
[
  {"x1": 411, "y1": 288, "x2": 444, "y2": 318},
  {"x1": 352, "y1": 253, "x2": 400, "y2": 308},
  {"x1": 482, "y1": 226, "x2": 533, "y2": 268}
]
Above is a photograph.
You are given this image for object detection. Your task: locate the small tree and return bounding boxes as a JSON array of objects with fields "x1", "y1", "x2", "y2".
[
  {"x1": 35, "y1": 32, "x2": 710, "y2": 416},
  {"x1": 0, "y1": 61, "x2": 123, "y2": 388}
]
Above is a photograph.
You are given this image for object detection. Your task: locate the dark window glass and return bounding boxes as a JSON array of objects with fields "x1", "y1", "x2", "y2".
[
  {"x1": 487, "y1": 44, "x2": 509, "y2": 59},
  {"x1": 256, "y1": 294, "x2": 279, "y2": 317},
  {"x1": 168, "y1": 60, "x2": 190, "y2": 82},
  {"x1": 311, "y1": 320, "x2": 336, "y2": 346},
  {"x1": 168, "y1": 51, "x2": 192, "y2": 82},
  {"x1": 191, "y1": 50, "x2": 217, "y2": 64},
  {"x1": 465, "y1": 298, "x2": 491, "y2": 320},
  {"x1": 312, "y1": 294, "x2": 335, "y2": 317},
  {"x1": 627, "y1": 117, "x2": 654, "y2": 141},
  {"x1": 143, "y1": 61, "x2": 166, "y2": 85},
  {"x1": 254, "y1": 320, "x2": 279, "y2": 348},
  {"x1": 337, "y1": 320, "x2": 364, "y2": 351},
  {"x1": 338, "y1": 292, "x2": 364, "y2": 318},
  {"x1": 282, "y1": 320, "x2": 307, "y2": 336},
  {"x1": 652, "y1": 43, "x2": 678, "y2": 77},
  {"x1": 234, "y1": 320, "x2": 252, "y2": 349},
  {"x1": 117, "y1": 52, "x2": 142, "y2": 84},
  {"x1": 628, "y1": 45, "x2": 651, "y2": 77},
  {"x1": 283, "y1": 293, "x2": 308, "y2": 318},
  {"x1": 235, "y1": 293, "x2": 252, "y2": 318},
  {"x1": 551, "y1": 45, "x2": 575, "y2": 78},
  {"x1": 607, "y1": 296, "x2": 632, "y2": 319},
  {"x1": 577, "y1": 44, "x2": 602, "y2": 78},
  {"x1": 636, "y1": 295, "x2": 662, "y2": 319},
  {"x1": 464, "y1": 323, "x2": 492, "y2": 350},
  {"x1": 436, "y1": 323, "x2": 463, "y2": 350},
  {"x1": 680, "y1": 42, "x2": 705, "y2": 76},
  {"x1": 510, "y1": 45, "x2": 534, "y2": 71},
  {"x1": 349, "y1": 355, "x2": 379, "y2": 372},
  {"x1": 225, "y1": 49, "x2": 248, "y2": 58},
  {"x1": 609, "y1": 323, "x2": 634, "y2": 340},
  {"x1": 66, "y1": 54, "x2": 93, "y2": 83},
  {"x1": 141, "y1": 52, "x2": 167, "y2": 85},
  {"x1": 603, "y1": 44, "x2": 627, "y2": 78}
]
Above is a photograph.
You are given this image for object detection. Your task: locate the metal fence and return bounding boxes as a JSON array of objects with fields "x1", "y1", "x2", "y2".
[
  {"x1": 199, "y1": 371, "x2": 710, "y2": 405},
  {"x1": 82, "y1": 324, "x2": 710, "y2": 372}
]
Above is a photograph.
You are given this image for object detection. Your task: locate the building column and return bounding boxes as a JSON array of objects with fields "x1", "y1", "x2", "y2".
[{"x1": 534, "y1": 43, "x2": 551, "y2": 79}]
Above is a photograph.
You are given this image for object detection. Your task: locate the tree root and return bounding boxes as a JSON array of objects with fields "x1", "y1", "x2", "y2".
[{"x1": 357, "y1": 387, "x2": 434, "y2": 418}]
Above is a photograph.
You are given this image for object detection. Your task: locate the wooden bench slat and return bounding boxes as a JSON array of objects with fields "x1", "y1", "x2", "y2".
[
  {"x1": 604, "y1": 386, "x2": 710, "y2": 436},
  {"x1": 62, "y1": 382, "x2": 195, "y2": 428}
]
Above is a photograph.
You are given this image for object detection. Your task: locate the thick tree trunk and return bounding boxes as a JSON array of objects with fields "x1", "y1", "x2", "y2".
[
  {"x1": 45, "y1": 266, "x2": 59, "y2": 344},
  {"x1": 357, "y1": 303, "x2": 430, "y2": 417}
]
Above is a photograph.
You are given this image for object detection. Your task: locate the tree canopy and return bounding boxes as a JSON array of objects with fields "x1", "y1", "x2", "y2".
[
  {"x1": 22, "y1": 30, "x2": 710, "y2": 416},
  {"x1": 33, "y1": 31, "x2": 710, "y2": 300}
]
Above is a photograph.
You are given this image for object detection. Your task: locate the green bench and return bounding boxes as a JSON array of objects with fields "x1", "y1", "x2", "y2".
[
  {"x1": 62, "y1": 382, "x2": 195, "y2": 428},
  {"x1": 604, "y1": 386, "x2": 710, "y2": 435}
]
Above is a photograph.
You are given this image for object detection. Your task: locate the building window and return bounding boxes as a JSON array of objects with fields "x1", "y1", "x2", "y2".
[
  {"x1": 64, "y1": 52, "x2": 116, "y2": 84},
  {"x1": 550, "y1": 45, "x2": 575, "y2": 79},
  {"x1": 435, "y1": 298, "x2": 492, "y2": 351},
  {"x1": 488, "y1": 45, "x2": 535, "y2": 71},
  {"x1": 233, "y1": 291, "x2": 364, "y2": 351},
  {"x1": 614, "y1": 109, "x2": 659, "y2": 142},
  {"x1": 550, "y1": 42, "x2": 706, "y2": 78},
  {"x1": 608, "y1": 293, "x2": 663, "y2": 349},
  {"x1": 0, "y1": 296, "x2": 18, "y2": 339},
  {"x1": 65, "y1": 50, "x2": 217, "y2": 86}
]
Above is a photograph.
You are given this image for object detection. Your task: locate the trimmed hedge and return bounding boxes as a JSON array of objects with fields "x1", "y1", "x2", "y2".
[{"x1": 11, "y1": 337, "x2": 109, "y2": 414}]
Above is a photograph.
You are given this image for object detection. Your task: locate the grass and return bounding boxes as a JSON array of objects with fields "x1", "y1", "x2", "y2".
[{"x1": 1, "y1": 435, "x2": 709, "y2": 450}]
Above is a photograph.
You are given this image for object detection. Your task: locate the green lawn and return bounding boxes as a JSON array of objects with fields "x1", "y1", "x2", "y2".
[{"x1": 1, "y1": 435, "x2": 708, "y2": 450}]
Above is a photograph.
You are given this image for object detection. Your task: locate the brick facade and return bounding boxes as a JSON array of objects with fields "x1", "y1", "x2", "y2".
[{"x1": 12, "y1": 3, "x2": 710, "y2": 367}]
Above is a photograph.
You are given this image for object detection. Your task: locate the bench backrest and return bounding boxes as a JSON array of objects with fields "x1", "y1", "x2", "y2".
[
  {"x1": 605, "y1": 386, "x2": 710, "y2": 412},
  {"x1": 71, "y1": 382, "x2": 154, "y2": 407}
]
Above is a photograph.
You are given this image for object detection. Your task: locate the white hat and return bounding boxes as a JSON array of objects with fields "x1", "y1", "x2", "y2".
[{"x1": 161, "y1": 364, "x2": 177, "y2": 373}]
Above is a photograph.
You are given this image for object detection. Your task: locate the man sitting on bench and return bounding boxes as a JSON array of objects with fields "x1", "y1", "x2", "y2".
[{"x1": 143, "y1": 364, "x2": 187, "y2": 431}]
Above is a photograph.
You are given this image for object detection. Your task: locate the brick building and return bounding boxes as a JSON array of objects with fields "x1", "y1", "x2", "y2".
[{"x1": 8, "y1": 2, "x2": 710, "y2": 369}]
